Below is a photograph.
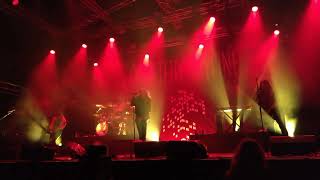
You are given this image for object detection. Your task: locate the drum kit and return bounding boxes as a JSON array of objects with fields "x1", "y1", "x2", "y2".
[{"x1": 93, "y1": 102, "x2": 133, "y2": 136}]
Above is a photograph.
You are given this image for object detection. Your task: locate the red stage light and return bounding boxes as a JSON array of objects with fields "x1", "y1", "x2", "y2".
[
  {"x1": 109, "y1": 38, "x2": 115, "y2": 43},
  {"x1": 274, "y1": 30, "x2": 280, "y2": 36},
  {"x1": 50, "y1": 50, "x2": 55, "y2": 54},
  {"x1": 144, "y1": 54, "x2": 150, "y2": 66},
  {"x1": 158, "y1": 27, "x2": 163, "y2": 33},
  {"x1": 93, "y1": 63, "x2": 99, "y2": 67},
  {"x1": 12, "y1": 0, "x2": 19, "y2": 6},
  {"x1": 82, "y1": 44, "x2": 87, "y2": 48},
  {"x1": 252, "y1": 6, "x2": 258, "y2": 12},
  {"x1": 209, "y1": 17, "x2": 216, "y2": 23},
  {"x1": 198, "y1": 44, "x2": 204, "y2": 49}
]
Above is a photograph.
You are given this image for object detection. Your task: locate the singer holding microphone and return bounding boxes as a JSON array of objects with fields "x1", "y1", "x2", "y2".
[{"x1": 130, "y1": 89, "x2": 151, "y2": 141}]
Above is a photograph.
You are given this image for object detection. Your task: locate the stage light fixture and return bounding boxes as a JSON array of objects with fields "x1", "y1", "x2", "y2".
[
  {"x1": 158, "y1": 27, "x2": 163, "y2": 33},
  {"x1": 198, "y1": 44, "x2": 204, "y2": 49},
  {"x1": 12, "y1": 0, "x2": 19, "y2": 6},
  {"x1": 82, "y1": 44, "x2": 87, "y2": 48},
  {"x1": 143, "y1": 54, "x2": 150, "y2": 66},
  {"x1": 93, "y1": 63, "x2": 99, "y2": 67},
  {"x1": 109, "y1": 38, "x2": 115, "y2": 43},
  {"x1": 274, "y1": 30, "x2": 280, "y2": 36},
  {"x1": 252, "y1": 6, "x2": 258, "y2": 12},
  {"x1": 50, "y1": 50, "x2": 55, "y2": 54},
  {"x1": 209, "y1": 17, "x2": 216, "y2": 23}
]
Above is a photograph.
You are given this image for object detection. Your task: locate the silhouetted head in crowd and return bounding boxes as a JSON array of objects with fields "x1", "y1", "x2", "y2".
[{"x1": 226, "y1": 138, "x2": 266, "y2": 180}]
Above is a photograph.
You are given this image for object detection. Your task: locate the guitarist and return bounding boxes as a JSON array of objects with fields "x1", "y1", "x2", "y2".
[{"x1": 48, "y1": 112, "x2": 67, "y2": 145}]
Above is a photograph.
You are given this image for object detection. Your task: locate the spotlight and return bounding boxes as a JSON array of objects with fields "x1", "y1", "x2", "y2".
[
  {"x1": 209, "y1": 17, "x2": 216, "y2": 23},
  {"x1": 82, "y1": 44, "x2": 87, "y2": 48},
  {"x1": 93, "y1": 63, "x2": 99, "y2": 67},
  {"x1": 274, "y1": 30, "x2": 280, "y2": 36},
  {"x1": 109, "y1": 38, "x2": 115, "y2": 43},
  {"x1": 198, "y1": 44, "x2": 204, "y2": 49},
  {"x1": 12, "y1": 0, "x2": 19, "y2": 6},
  {"x1": 252, "y1": 6, "x2": 258, "y2": 12},
  {"x1": 144, "y1": 54, "x2": 150, "y2": 66},
  {"x1": 158, "y1": 27, "x2": 163, "y2": 33},
  {"x1": 50, "y1": 50, "x2": 55, "y2": 54}
]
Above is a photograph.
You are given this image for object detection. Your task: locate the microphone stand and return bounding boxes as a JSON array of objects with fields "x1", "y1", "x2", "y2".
[
  {"x1": 256, "y1": 81, "x2": 265, "y2": 131},
  {"x1": 132, "y1": 106, "x2": 136, "y2": 141}
]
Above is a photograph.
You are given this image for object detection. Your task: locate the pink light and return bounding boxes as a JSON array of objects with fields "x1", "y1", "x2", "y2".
[
  {"x1": 158, "y1": 27, "x2": 163, "y2": 33},
  {"x1": 252, "y1": 6, "x2": 258, "y2": 12},
  {"x1": 93, "y1": 63, "x2": 99, "y2": 67},
  {"x1": 274, "y1": 30, "x2": 280, "y2": 36},
  {"x1": 209, "y1": 17, "x2": 216, "y2": 23},
  {"x1": 109, "y1": 38, "x2": 115, "y2": 43},
  {"x1": 144, "y1": 54, "x2": 150, "y2": 59},
  {"x1": 50, "y1": 50, "x2": 55, "y2": 54},
  {"x1": 12, "y1": 0, "x2": 19, "y2": 6},
  {"x1": 82, "y1": 44, "x2": 87, "y2": 48},
  {"x1": 198, "y1": 44, "x2": 204, "y2": 49}
]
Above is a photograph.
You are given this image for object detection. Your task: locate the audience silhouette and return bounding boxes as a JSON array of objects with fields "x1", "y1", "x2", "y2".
[{"x1": 225, "y1": 138, "x2": 268, "y2": 180}]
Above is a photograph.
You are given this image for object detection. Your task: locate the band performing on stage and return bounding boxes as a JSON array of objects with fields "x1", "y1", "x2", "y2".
[{"x1": 1, "y1": 1, "x2": 320, "y2": 179}]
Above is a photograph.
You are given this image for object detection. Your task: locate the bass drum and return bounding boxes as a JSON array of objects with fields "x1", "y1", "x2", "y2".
[{"x1": 95, "y1": 121, "x2": 108, "y2": 136}]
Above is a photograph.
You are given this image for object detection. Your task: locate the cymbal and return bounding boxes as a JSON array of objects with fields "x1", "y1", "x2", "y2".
[{"x1": 95, "y1": 104, "x2": 106, "y2": 108}]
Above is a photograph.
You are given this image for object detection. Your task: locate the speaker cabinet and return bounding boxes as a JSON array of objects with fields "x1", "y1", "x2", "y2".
[
  {"x1": 20, "y1": 144, "x2": 54, "y2": 160},
  {"x1": 270, "y1": 135, "x2": 317, "y2": 156},
  {"x1": 134, "y1": 141, "x2": 166, "y2": 158},
  {"x1": 165, "y1": 141, "x2": 208, "y2": 159}
]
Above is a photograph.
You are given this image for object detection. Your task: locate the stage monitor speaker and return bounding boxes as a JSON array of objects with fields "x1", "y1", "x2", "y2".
[
  {"x1": 134, "y1": 141, "x2": 166, "y2": 158},
  {"x1": 270, "y1": 135, "x2": 317, "y2": 156},
  {"x1": 85, "y1": 145, "x2": 108, "y2": 158},
  {"x1": 20, "y1": 144, "x2": 54, "y2": 160},
  {"x1": 165, "y1": 141, "x2": 208, "y2": 159}
]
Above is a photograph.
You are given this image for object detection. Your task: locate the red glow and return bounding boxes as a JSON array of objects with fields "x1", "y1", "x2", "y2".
[
  {"x1": 274, "y1": 30, "x2": 280, "y2": 36},
  {"x1": 61, "y1": 45, "x2": 89, "y2": 95},
  {"x1": 209, "y1": 17, "x2": 216, "y2": 23},
  {"x1": 82, "y1": 44, "x2": 87, "y2": 48},
  {"x1": 198, "y1": 44, "x2": 204, "y2": 49},
  {"x1": 29, "y1": 53, "x2": 58, "y2": 113},
  {"x1": 50, "y1": 50, "x2": 55, "y2": 54},
  {"x1": 158, "y1": 27, "x2": 163, "y2": 33},
  {"x1": 109, "y1": 38, "x2": 115, "y2": 43},
  {"x1": 93, "y1": 62, "x2": 99, "y2": 67},
  {"x1": 252, "y1": 6, "x2": 258, "y2": 12},
  {"x1": 12, "y1": 0, "x2": 19, "y2": 6}
]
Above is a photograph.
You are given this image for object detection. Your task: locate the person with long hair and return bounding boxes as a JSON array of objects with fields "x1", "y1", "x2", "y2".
[
  {"x1": 131, "y1": 89, "x2": 151, "y2": 141},
  {"x1": 256, "y1": 80, "x2": 288, "y2": 135}
]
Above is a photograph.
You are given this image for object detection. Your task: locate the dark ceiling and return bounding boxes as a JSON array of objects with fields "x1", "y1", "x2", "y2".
[{"x1": 0, "y1": 0, "x2": 309, "y2": 85}]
